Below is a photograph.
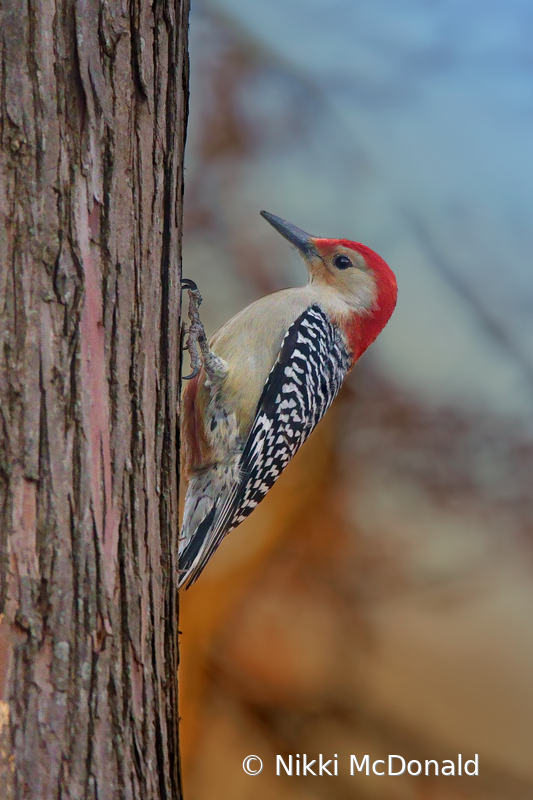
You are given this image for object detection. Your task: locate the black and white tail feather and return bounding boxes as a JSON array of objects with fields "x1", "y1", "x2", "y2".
[{"x1": 178, "y1": 304, "x2": 350, "y2": 588}]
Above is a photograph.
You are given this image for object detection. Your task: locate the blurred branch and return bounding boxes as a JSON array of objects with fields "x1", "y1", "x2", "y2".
[{"x1": 407, "y1": 210, "x2": 533, "y2": 398}]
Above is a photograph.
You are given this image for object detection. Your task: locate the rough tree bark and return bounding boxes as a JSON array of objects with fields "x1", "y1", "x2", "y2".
[{"x1": 0, "y1": 1, "x2": 189, "y2": 798}]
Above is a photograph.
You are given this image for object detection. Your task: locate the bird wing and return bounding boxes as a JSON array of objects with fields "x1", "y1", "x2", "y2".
[{"x1": 179, "y1": 304, "x2": 351, "y2": 587}]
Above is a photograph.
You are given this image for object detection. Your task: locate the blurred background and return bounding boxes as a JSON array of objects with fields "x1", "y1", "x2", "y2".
[{"x1": 179, "y1": 2, "x2": 533, "y2": 798}]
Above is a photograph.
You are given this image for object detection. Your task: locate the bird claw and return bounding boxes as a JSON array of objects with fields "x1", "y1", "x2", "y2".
[
  {"x1": 181, "y1": 278, "x2": 227, "y2": 383},
  {"x1": 182, "y1": 364, "x2": 201, "y2": 381},
  {"x1": 181, "y1": 279, "x2": 204, "y2": 380}
]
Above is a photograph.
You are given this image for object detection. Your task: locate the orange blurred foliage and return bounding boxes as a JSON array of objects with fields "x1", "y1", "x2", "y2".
[{"x1": 179, "y1": 8, "x2": 533, "y2": 799}]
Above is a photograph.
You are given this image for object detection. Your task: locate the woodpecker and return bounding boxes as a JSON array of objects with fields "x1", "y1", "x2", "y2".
[{"x1": 179, "y1": 212, "x2": 397, "y2": 588}]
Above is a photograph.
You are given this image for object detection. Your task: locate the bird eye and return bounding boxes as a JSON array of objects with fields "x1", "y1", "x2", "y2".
[{"x1": 333, "y1": 254, "x2": 352, "y2": 270}]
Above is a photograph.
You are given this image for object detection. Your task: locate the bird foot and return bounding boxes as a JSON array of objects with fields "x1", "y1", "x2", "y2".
[{"x1": 181, "y1": 279, "x2": 229, "y2": 382}]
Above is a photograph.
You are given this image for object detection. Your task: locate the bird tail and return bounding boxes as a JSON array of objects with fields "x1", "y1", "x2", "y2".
[{"x1": 178, "y1": 458, "x2": 240, "y2": 589}]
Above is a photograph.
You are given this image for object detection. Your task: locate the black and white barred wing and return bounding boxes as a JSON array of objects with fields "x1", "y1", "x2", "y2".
[
  {"x1": 189, "y1": 304, "x2": 350, "y2": 579},
  {"x1": 234, "y1": 305, "x2": 350, "y2": 523}
]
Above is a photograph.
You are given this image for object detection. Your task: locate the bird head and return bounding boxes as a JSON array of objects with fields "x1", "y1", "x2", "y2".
[{"x1": 260, "y1": 211, "x2": 397, "y2": 357}]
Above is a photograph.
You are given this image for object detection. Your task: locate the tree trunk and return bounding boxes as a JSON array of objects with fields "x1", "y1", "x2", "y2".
[{"x1": 0, "y1": 1, "x2": 189, "y2": 798}]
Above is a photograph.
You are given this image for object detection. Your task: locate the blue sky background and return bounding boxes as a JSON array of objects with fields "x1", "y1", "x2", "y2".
[
  {"x1": 180, "y1": 7, "x2": 533, "y2": 795},
  {"x1": 187, "y1": 0, "x2": 533, "y2": 421}
]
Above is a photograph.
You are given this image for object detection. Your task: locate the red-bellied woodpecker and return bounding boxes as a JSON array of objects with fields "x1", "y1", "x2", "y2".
[{"x1": 179, "y1": 211, "x2": 397, "y2": 588}]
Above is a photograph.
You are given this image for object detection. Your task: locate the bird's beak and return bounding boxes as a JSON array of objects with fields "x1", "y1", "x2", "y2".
[{"x1": 260, "y1": 211, "x2": 319, "y2": 257}]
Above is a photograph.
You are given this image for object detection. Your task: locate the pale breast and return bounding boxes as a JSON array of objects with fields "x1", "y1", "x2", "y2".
[{"x1": 209, "y1": 287, "x2": 319, "y2": 438}]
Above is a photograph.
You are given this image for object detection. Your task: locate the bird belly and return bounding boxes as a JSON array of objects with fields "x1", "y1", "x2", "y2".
[
  {"x1": 208, "y1": 288, "x2": 320, "y2": 439},
  {"x1": 179, "y1": 454, "x2": 241, "y2": 556}
]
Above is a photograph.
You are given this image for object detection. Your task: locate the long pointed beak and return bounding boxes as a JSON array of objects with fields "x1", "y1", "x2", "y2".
[{"x1": 260, "y1": 211, "x2": 319, "y2": 257}]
